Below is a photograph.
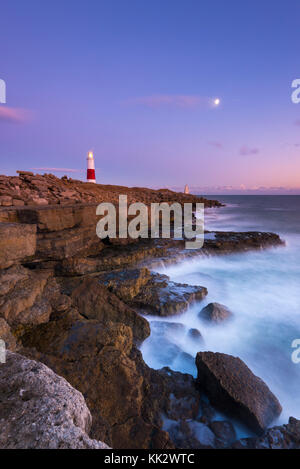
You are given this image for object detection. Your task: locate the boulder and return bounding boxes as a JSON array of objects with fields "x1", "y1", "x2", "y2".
[
  {"x1": 196, "y1": 352, "x2": 282, "y2": 435},
  {"x1": 0, "y1": 352, "x2": 109, "y2": 449},
  {"x1": 199, "y1": 302, "x2": 232, "y2": 323}
]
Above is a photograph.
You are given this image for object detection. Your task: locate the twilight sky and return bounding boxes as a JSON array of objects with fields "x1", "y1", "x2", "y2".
[{"x1": 1, "y1": 0, "x2": 300, "y2": 193}]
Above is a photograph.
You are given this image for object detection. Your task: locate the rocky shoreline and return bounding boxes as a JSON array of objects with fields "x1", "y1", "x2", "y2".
[{"x1": 0, "y1": 172, "x2": 298, "y2": 450}]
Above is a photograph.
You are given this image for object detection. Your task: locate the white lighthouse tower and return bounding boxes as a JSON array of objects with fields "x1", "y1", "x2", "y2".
[
  {"x1": 184, "y1": 184, "x2": 189, "y2": 194},
  {"x1": 87, "y1": 151, "x2": 96, "y2": 183}
]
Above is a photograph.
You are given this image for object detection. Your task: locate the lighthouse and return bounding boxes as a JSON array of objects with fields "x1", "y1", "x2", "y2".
[
  {"x1": 184, "y1": 184, "x2": 189, "y2": 194},
  {"x1": 87, "y1": 151, "x2": 96, "y2": 183}
]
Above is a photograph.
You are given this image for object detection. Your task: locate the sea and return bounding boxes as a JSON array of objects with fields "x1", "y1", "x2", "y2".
[{"x1": 140, "y1": 195, "x2": 300, "y2": 433}]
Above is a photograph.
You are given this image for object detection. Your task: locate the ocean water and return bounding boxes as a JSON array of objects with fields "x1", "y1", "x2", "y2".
[{"x1": 140, "y1": 195, "x2": 300, "y2": 429}]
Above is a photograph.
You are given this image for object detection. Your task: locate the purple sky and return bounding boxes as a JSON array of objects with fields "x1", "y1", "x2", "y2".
[{"x1": 1, "y1": 1, "x2": 300, "y2": 193}]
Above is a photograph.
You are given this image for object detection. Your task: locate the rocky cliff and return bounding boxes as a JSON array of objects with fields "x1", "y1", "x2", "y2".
[{"x1": 0, "y1": 172, "x2": 296, "y2": 450}]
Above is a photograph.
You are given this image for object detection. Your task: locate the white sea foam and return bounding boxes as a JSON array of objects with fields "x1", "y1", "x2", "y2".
[{"x1": 141, "y1": 196, "x2": 300, "y2": 434}]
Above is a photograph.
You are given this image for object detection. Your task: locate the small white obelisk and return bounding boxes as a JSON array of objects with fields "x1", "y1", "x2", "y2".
[{"x1": 184, "y1": 184, "x2": 189, "y2": 194}]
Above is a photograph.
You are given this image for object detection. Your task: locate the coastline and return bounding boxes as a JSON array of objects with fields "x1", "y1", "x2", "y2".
[{"x1": 0, "y1": 172, "x2": 298, "y2": 449}]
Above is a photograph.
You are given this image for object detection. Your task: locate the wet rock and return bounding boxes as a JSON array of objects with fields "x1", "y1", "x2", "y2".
[
  {"x1": 148, "y1": 337, "x2": 183, "y2": 366},
  {"x1": 140, "y1": 364, "x2": 202, "y2": 425},
  {"x1": 232, "y1": 417, "x2": 300, "y2": 449},
  {"x1": 188, "y1": 328, "x2": 203, "y2": 344},
  {"x1": 131, "y1": 271, "x2": 207, "y2": 316},
  {"x1": 197, "y1": 398, "x2": 216, "y2": 424},
  {"x1": 151, "y1": 320, "x2": 186, "y2": 337},
  {"x1": 167, "y1": 420, "x2": 216, "y2": 449},
  {"x1": 196, "y1": 351, "x2": 282, "y2": 435},
  {"x1": 0, "y1": 222, "x2": 36, "y2": 269},
  {"x1": 188, "y1": 421, "x2": 216, "y2": 448},
  {"x1": 204, "y1": 231, "x2": 284, "y2": 252},
  {"x1": 81, "y1": 267, "x2": 207, "y2": 316},
  {"x1": 199, "y1": 302, "x2": 233, "y2": 323},
  {"x1": 209, "y1": 420, "x2": 236, "y2": 447},
  {"x1": 173, "y1": 352, "x2": 196, "y2": 376},
  {"x1": 0, "y1": 352, "x2": 109, "y2": 449},
  {"x1": 70, "y1": 277, "x2": 150, "y2": 343}
]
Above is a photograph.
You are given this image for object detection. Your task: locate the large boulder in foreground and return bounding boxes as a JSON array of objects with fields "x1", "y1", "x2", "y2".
[
  {"x1": 0, "y1": 352, "x2": 109, "y2": 449},
  {"x1": 199, "y1": 302, "x2": 233, "y2": 323},
  {"x1": 196, "y1": 352, "x2": 282, "y2": 435}
]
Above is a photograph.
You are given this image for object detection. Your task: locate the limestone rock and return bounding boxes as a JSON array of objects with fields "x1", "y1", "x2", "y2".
[
  {"x1": 129, "y1": 271, "x2": 207, "y2": 316},
  {"x1": 0, "y1": 266, "x2": 72, "y2": 328},
  {"x1": 97, "y1": 268, "x2": 151, "y2": 302},
  {"x1": 0, "y1": 352, "x2": 109, "y2": 449},
  {"x1": 0, "y1": 222, "x2": 36, "y2": 269},
  {"x1": 0, "y1": 195, "x2": 12, "y2": 206},
  {"x1": 70, "y1": 277, "x2": 150, "y2": 343},
  {"x1": 19, "y1": 310, "x2": 209, "y2": 449},
  {"x1": 20, "y1": 316, "x2": 171, "y2": 449}
]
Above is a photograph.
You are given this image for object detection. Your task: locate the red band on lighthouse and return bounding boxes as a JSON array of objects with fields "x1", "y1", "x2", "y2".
[
  {"x1": 87, "y1": 151, "x2": 96, "y2": 183},
  {"x1": 87, "y1": 168, "x2": 95, "y2": 180}
]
